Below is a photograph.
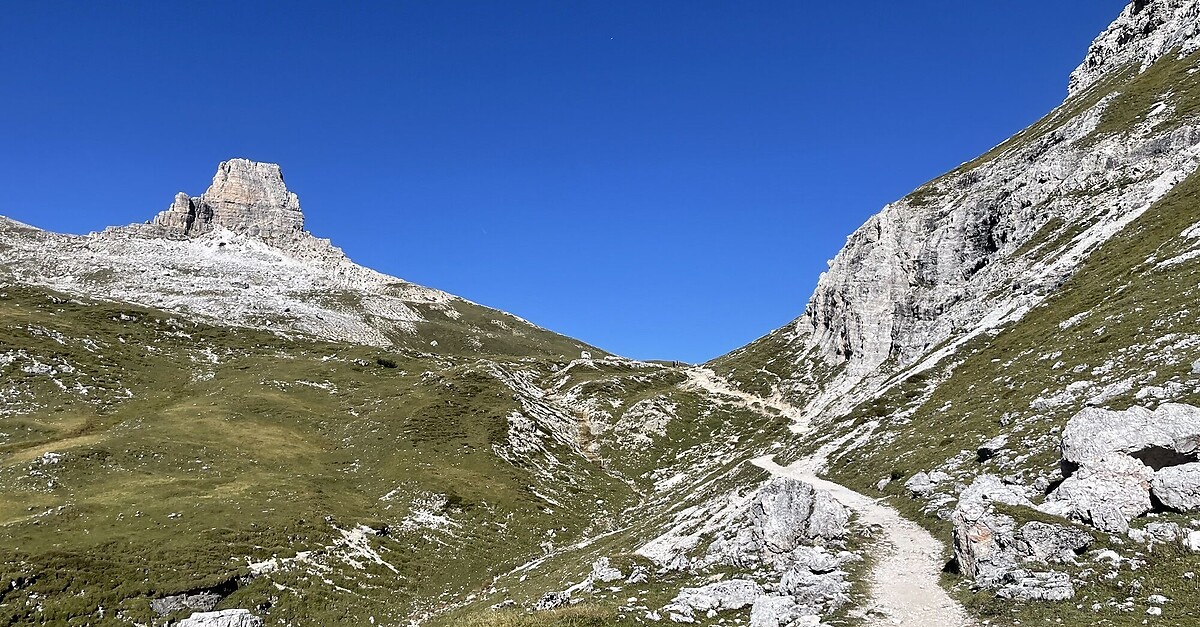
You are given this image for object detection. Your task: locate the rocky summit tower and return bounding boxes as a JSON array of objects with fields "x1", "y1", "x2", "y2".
[{"x1": 151, "y1": 159, "x2": 305, "y2": 241}]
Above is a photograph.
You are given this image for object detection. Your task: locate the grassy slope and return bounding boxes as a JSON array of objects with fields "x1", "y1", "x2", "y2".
[
  {"x1": 0, "y1": 283, "x2": 636, "y2": 626},
  {"x1": 0, "y1": 281, "x2": 801, "y2": 627}
]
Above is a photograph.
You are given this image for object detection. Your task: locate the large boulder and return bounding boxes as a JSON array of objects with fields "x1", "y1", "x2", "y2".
[
  {"x1": 751, "y1": 478, "x2": 850, "y2": 554},
  {"x1": 1061, "y1": 404, "x2": 1200, "y2": 468},
  {"x1": 953, "y1": 479, "x2": 1092, "y2": 595},
  {"x1": 177, "y1": 610, "x2": 263, "y2": 627},
  {"x1": 953, "y1": 506, "x2": 1019, "y2": 586},
  {"x1": 1151, "y1": 462, "x2": 1200, "y2": 511},
  {"x1": 1043, "y1": 454, "x2": 1154, "y2": 533},
  {"x1": 699, "y1": 477, "x2": 850, "y2": 571}
]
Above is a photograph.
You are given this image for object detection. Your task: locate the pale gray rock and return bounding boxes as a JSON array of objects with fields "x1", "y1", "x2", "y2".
[
  {"x1": 151, "y1": 159, "x2": 304, "y2": 241},
  {"x1": 1068, "y1": 0, "x2": 1200, "y2": 97},
  {"x1": 1144, "y1": 522, "x2": 1184, "y2": 543},
  {"x1": 1060, "y1": 404, "x2": 1200, "y2": 468},
  {"x1": 1185, "y1": 530, "x2": 1200, "y2": 551},
  {"x1": 750, "y1": 478, "x2": 849, "y2": 555},
  {"x1": 1152, "y1": 462, "x2": 1200, "y2": 511},
  {"x1": 904, "y1": 472, "x2": 935, "y2": 496},
  {"x1": 789, "y1": 546, "x2": 840, "y2": 574},
  {"x1": 590, "y1": 557, "x2": 624, "y2": 583},
  {"x1": 177, "y1": 610, "x2": 263, "y2": 627},
  {"x1": 996, "y1": 570, "x2": 1075, "y2": 602},
  {"x1": 952, "y1": 506, "x2": 1019, "y2": 586},
  {"x1": 957, "y1": 475, "x2": 1033, "y2": 517},
  {"x1": 954, "y1": 497, "x2": 1090, "y2": 592},
  {"x1": 665, "y1": 579, "x2": 763, "y2": 619},
  {"x1": 1043, "y1": 454, "x2": 1154, "y2": 533},
  {"x1": 150, "y1": 592, "x2": 221, "y2": 615},
  {"x1": 778, "y1": 568, "x2": 849, "y2": 607},
  {"x1": 978, "y1": 435, "x2": 1009, "y2": 461},
  {"x1": 1014, "y1": 521, "x2": 1092, "y2": 563},
  {"x1": 625, "y1": 564, "x2": 650, "y2": 584},
  {"x1": 749, "y1": 595, "x2": 819, "y2": 627}
]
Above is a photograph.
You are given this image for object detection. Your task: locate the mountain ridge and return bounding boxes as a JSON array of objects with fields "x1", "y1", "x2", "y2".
[
  {"x1": 0, "y1": 161, "x2": 601, "y2": 359},
  {"x1": 3, "y1": 1, "x2": 1200, "y2": 626}
]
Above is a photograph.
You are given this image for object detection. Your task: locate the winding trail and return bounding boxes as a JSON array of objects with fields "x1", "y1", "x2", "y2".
[
  {"x1": 686, "y1": 366, "x2": 972, "y2": 625},
  {"x1": 684, "y1": 367, "x2": 810, "y2": 433},
  {"x1": 752, "y1": 454, "x2": 974, "y2": 626}
]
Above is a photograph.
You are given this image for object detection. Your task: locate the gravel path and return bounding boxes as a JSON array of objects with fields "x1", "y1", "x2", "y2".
[{"x1": 752, "y1": 455, "x2": 974, "y2": 626}]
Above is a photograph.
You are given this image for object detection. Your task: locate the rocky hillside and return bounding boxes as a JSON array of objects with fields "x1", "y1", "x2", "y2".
[
  {"x1": 0, "y1": 158, "x2": 596, "y2": 357},
  {"x1": 0, "y1": 162, "x2": 856, "y2": 626},
  {"x1": 3, "y1": 2, "x2": 1200, "y2": 626},
  {"x1": 715, "y1": 0, "x2": 1200, "y2": 623}
]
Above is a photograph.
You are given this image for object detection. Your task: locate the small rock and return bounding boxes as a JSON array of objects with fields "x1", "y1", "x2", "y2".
[
  {"x1": 978, "y1": 435, "x2": 1009, "y2": 462},
  {"x1": 535, "y1": 591, "x2": 571, "y2": 611},
  {"x1": 996, "y1": 570, "x2": 1075, "y2": 601},
  {"x1": 904, "y1": 472, "x2": 935, "y2": 496}
]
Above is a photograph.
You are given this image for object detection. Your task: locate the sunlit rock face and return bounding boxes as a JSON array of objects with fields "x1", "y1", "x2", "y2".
[{"x1": 151, "y1": 159, "x2": 305, "y2": 241}]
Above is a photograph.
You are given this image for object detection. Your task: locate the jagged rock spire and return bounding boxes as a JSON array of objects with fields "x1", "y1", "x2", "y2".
[{"x1": 152, "y1": 159, "x2": 305, "y2": 240}]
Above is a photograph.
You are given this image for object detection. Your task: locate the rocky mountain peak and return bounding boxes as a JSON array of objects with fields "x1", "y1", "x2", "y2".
[
  {"x1": 1068, "y1": 0, "x2": 1200, "y2": 97},
  {"x1": 150, "y1": 158, "x2": 305, "y2": 240}
]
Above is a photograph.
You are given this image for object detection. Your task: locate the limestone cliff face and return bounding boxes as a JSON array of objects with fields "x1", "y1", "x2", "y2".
[
  {"x1": 151, "y1": 159, "x2": 305, "y2": 241},
  {"x1": 716, "y1": 0, "x2": 1200, "y2": 418}
]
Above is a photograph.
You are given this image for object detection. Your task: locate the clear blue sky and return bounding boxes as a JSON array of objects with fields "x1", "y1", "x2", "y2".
[{"x1": 0, "y1": 1, "x2": 1128, "y2": 362}]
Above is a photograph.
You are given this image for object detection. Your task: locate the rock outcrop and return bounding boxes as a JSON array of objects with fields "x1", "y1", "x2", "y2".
[
  {"x1": 641, "y1": 475, "x2": 853, "y2": 624},
  {"x1": 1060, "y1": 404, "x2": 1200, "y2": 469},
  {"x1": 177, "y1": 609, "x2": 263, "y2": 627},
  {"x1": 750, "y1": 478, "x2": 851, "y2": 550},
  {"x1": 664, "y1": 579, "x2": 763, "y2": 621},
  {"x1": 151, "y1": 159, "x2": 305, "y2": 241},
  {"x1": 1038, "y1": 404, "x2": 1200, "y2": 530},
  {"x1": 715, "y1": 0, "x2": 1200, "y2": 426},
  {"x1": 952, "y1": 475, "x2": 1092, "y2": 601},
  {"x1": 1068, "y1": 0, "x2": 1200, "y2": 97}
]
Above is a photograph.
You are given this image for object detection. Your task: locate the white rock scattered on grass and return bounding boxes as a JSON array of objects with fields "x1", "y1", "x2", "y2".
[
  {"x1": 590, "y1": 557, "x2": 624, "y2": 583},
  {"x1": 748, "y1": 595, "x2": 822, "y2": 627}
]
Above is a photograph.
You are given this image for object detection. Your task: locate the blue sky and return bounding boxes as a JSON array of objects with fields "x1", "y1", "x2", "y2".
[{"x1": 0, "y1": 1, "x2": 1128, "y2": 362}]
